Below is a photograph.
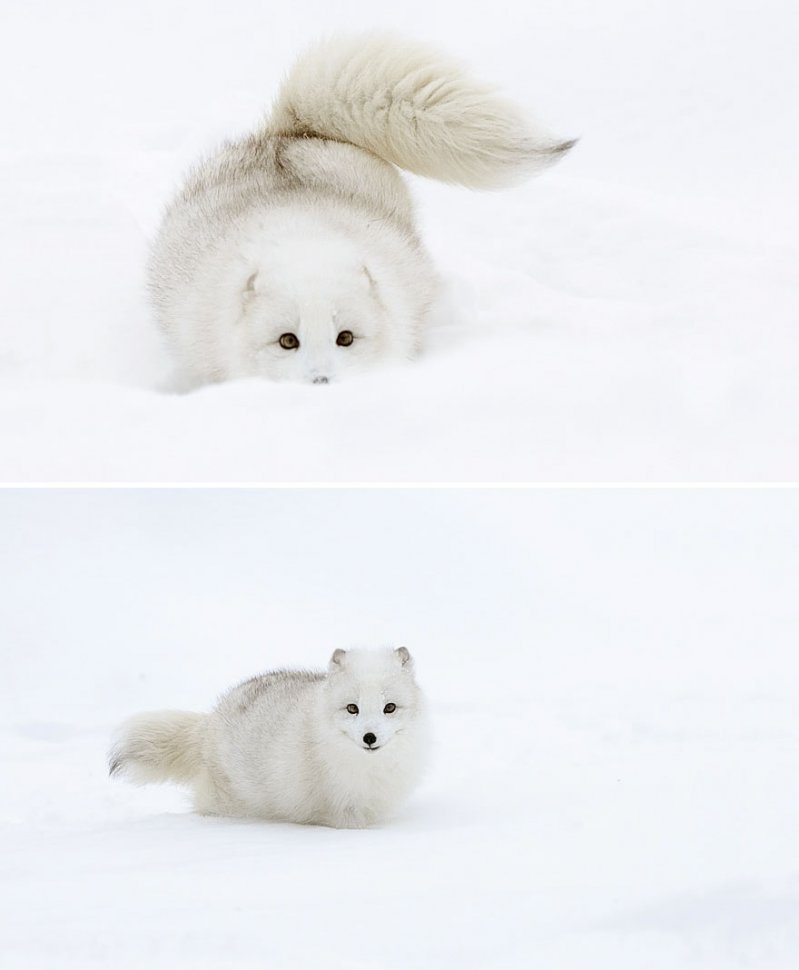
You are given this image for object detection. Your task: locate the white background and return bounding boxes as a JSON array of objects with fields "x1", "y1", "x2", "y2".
[
  {"x1": 1, "y1": 1, "x2": 797, "y2": 481},
  {"x1": 1, "y1": 487, "x2": 797, "y2": 967}
]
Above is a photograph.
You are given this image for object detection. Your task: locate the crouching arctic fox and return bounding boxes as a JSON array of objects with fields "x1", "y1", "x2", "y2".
[
  {"x1": 109, "y1": 647, "x2": 428, "y2": 828},
  {"x1": 148, "y1": 33, "x2": 573, "y2": 387}
]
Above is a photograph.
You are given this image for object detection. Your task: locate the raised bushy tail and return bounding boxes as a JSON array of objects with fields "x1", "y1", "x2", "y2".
[
  {"x1": 268, "y1": 33, "x2": 574, "y2": 189},
  {"x1": 109, "y1": 710, "x2": 205, "y2": 786}
]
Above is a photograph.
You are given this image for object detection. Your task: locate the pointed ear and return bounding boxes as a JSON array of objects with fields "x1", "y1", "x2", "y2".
[
  {"x1": 363, "y1": 265, "x2": 385, "y2": 310},
  {"x1": 243, "y1": 271, "x2": 258, "y2": 305},
  {"x1": 330, "y1": 648, "x2": 347, "y2": 670},
  {"x1": 395, "y1": 646, "x2": 412, "y2": 667},
  {"x1": 363, "y1": 264, "x2": 380, "y2": 293}
]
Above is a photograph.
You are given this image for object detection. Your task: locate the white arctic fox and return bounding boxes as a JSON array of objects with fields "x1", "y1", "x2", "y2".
[
  {"x1": 109, "y1": 647, "x2": 428, "y2": 828},
  {"x1": 148, "y1": 33, "x2": 573, "y2": 387}
]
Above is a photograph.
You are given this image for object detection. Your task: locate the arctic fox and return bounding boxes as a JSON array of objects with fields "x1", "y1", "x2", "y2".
[
  {"x1": 148, "y1": 33, "x2": 573, "y2": 387},
  {"x1": 109, "y1": 647, "x2": 428, "y2": 828}
]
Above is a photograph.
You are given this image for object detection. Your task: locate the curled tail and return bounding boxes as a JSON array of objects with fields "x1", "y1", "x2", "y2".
[
  {"x1": 268, "y1": 33, "x2": 575, "y2": 190},
  {"x1": 109, "y1": 710, "x2": 206, "y2": 786}
]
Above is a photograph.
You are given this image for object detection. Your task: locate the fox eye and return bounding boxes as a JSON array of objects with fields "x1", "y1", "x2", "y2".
[
  {"x1": 346, "y1": 704, "x2": 359, "y2": 715},
  {"x1": 336, "y1": 330, "x2": 354, "y2": 347},
  {"x1": 279, "y1": 333, "x2": 299, "y2": 350},
  {"x1": 383, "y1": 703, "x2": 396, "y2": 714}
]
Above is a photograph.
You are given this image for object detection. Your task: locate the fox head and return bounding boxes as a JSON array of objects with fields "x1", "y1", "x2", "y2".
[
  {"x1": 234, "y1": 212, "x2": 420, "y2": 384},
  {"x1": 322, "y1": 646, "x2": 423, "y2": 752}
]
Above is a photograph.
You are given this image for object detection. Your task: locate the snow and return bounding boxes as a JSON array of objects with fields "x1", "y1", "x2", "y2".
[
  {"x1": 2, "y1": 488, "x2": 798, "y2": 968},
  {"x1": 1, "y1": 1, "x2": 797, "y2": 481}
]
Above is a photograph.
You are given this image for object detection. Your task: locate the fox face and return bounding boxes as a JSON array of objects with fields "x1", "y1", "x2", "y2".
[
  {"x1": 324, "y1": 647, "x2": 421, "y2": 752},
  {"x1": 234, "y1": 215, "x2": 415, "y2": 384}
]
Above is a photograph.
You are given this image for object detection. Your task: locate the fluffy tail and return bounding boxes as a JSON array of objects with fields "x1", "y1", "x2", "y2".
[
  {"x1": 268, "y1": 33, "x2": 575, "y2": 189},
  {"x1": 108, "y1": 710, "x2": 206, "y2": 786}
]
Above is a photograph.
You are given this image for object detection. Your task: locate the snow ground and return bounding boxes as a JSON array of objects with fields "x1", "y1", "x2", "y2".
[
  {"x1": 1, "y1": 488, "x2": 798, "y2": 968},
  {"x1": 1, "y1": 1, "x2": 797, "y2": 482}
]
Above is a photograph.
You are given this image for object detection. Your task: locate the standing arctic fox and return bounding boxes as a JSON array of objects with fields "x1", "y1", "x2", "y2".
[
  {"x1": 148, "y1": 33, "x2": 573, "y2": 387},
  {"x1": 109, "y1": 647, "x2": 428, "y2": 828}
]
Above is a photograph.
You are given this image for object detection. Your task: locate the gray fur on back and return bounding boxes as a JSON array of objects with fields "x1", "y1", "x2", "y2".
[{"x1": 224, "y1": 667, "x2": 326, "y2": 716}]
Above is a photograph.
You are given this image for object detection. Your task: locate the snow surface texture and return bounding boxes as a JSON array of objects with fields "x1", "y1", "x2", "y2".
[
  {"x1": 1, "y1": 1, "x2": 797, "y2": 482},
  {"x1": 1, "y1": 488, "x2": 798, "y2": 968}
]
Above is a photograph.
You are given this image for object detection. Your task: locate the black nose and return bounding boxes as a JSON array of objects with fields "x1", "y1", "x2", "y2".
[
  {"x1": 312, "y1": 376, "x2": 329, "y2": 385},
  {"x1": 363, "y1": 733, "x2": 377, "y2": 746}
]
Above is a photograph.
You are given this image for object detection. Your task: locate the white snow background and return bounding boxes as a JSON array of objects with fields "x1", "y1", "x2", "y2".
[
  {"x1": 1, "y1": 487, "x2": 798, "y2": 967},
  {"x1": 1, "y1": 0, "x2": 797, "y2": 482}
]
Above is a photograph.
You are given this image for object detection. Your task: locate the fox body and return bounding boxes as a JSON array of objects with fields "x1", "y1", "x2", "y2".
[
  {"x1": 109, "y1": 647, "x2": 428, "y2": 828},
  {"x1": 148, "y1": 33, "x2": 572, "y2": 386}
]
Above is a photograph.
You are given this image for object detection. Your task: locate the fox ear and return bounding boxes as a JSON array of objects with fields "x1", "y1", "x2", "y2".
[
  {"x1": 395, "y1": 646, "x2": 412, "y2": 667},
  {"x1": 363, "y1": 264, "x2": 380, "y2": 296},
  {"x1": 330, "y1": 648, "x2": 347, "y2": 669},
  {"x1": 243, "y1": 271, "x2": 258, "y2": 304}
]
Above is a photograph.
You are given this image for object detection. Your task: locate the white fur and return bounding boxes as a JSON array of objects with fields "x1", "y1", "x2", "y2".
[
  {"x1": 148, "y1": 33, "x2": 573, "y2": 387},
  {"x1": 109, "y1": 647, "x2": 429, "y2": 829},
  {"x1": 270, "y1": 33, "x2": 573, "y2": 189}
]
